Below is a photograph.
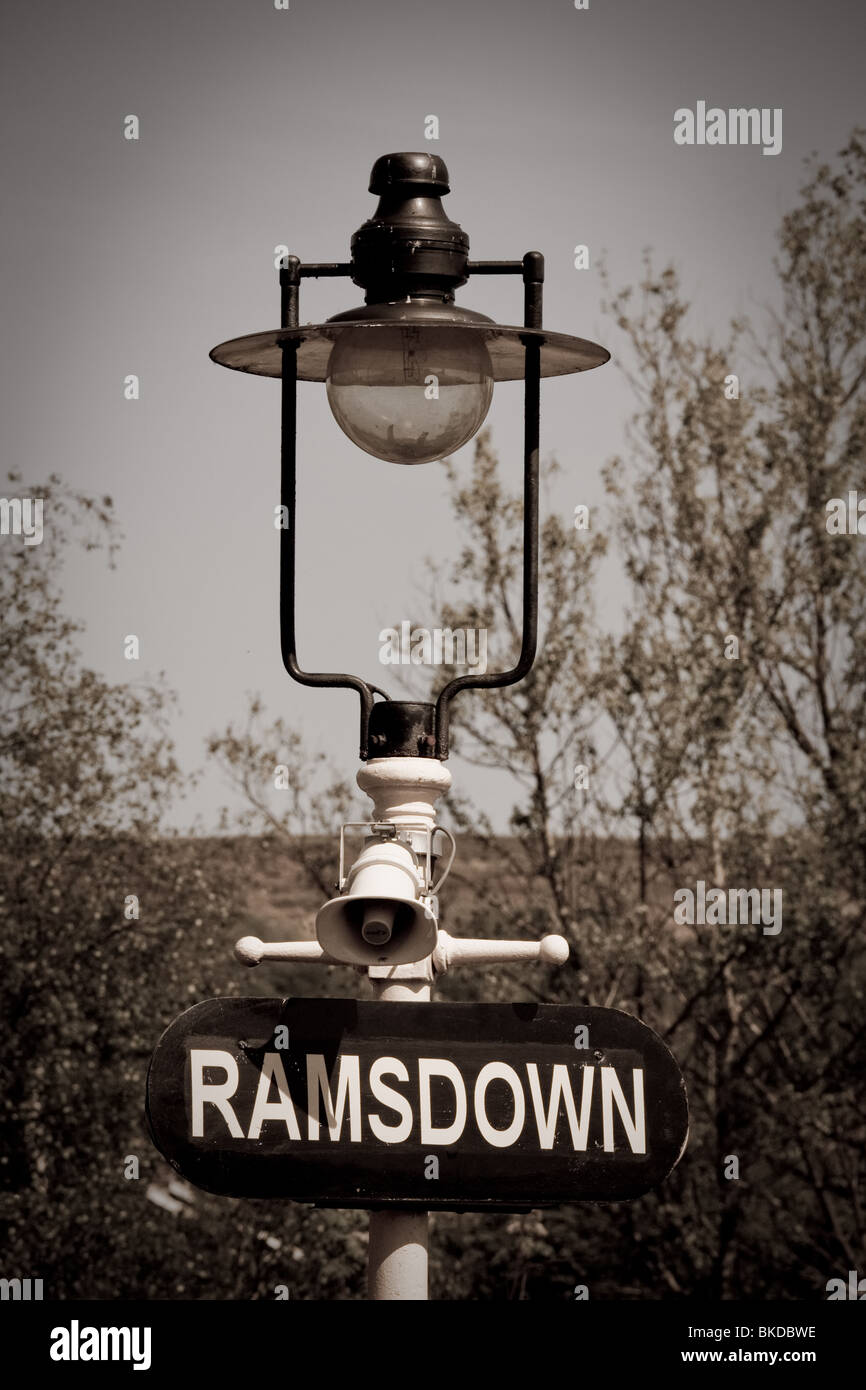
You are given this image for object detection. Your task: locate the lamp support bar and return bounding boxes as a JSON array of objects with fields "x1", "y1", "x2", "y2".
[
  {"x1": 433, "y1": 251, "x2": 543, "y2": 756},
  {"x1": 277, "y1": 251, "x2": 543, "y2": 761},
  {"x1": 279, "y1": 257, "x2": 389, "y2": 758}
]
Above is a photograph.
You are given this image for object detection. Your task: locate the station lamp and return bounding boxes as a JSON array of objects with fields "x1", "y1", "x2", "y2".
[{"x1": 212, "y1": 152, "x2": 609, "y2": 967}]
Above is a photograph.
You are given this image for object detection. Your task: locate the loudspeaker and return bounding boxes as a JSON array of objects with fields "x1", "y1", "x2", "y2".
[{"x1": 315, "y1": 837, "x2": 438, "y2": 965}]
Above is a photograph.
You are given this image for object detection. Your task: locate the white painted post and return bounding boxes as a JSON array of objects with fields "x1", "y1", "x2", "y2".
[
  {"x1": 367, "y1": 1209, "x2": 429, "y2": 1300},
  {"x1": 366, "y1": 962, "x2": 432, "y2": 1300},
  {"x1": 233, "y1": 755, "x2": 570, "y2": 1303}
]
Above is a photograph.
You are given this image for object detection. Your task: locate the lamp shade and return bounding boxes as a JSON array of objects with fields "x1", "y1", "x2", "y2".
[{"x1": 209, "y1": 300, "x2": 610, "y2": 383}]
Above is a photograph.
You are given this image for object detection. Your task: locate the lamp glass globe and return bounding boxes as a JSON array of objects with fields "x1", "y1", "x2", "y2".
[{"x1": 326, "y1": 324, "x2": 494, "y2": 464}]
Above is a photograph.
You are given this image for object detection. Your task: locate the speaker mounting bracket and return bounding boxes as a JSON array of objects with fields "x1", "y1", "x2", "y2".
[{"x1": 336, "y1": 820, "x2": 456, "y2": 895}]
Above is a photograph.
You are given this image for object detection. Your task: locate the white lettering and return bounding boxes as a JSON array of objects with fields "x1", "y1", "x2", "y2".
[
  {"x1": 527, "y1": 1063, "x2": 595, "y2": 1150},
  {"x1": 306, "y1": 1054, "x2": 362, "y2": 1141},
  {"x1": 190, "y1": 1050, "x2": 243, "y2": 1138},
  {"x1": 368, "y1": 1057, "x2": 413, "y2": 1143},
  {"x1": 418, "y1": 1059, "x2": 467, "y2": 1144},
  {"x1": 601, "y1": 1067, "x2": 646, "y2": 1153},
  {"x1": 247, "y1": 1053, "x2": 301, "y2": 1139},
  {"x1": 474, "y1": 1062, "x2": 526, "y2": 1148}
]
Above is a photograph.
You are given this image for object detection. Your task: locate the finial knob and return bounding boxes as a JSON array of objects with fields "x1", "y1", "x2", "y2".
[
  {"x1": 368, "y1": 151, "x2": 450, "y2": 195},
  {"x1": 539, "y1": 934, "x2": 570, "y2": 966}
]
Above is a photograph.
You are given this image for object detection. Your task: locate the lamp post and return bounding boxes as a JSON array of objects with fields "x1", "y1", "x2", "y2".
[{"x1": 211, "y1": 152, "x2": 610, "y2": 1299}]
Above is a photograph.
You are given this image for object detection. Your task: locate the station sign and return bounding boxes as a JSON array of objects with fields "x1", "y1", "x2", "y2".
[{"x1": 146, "y1": 997, "x2": 688, "y2": 1210}]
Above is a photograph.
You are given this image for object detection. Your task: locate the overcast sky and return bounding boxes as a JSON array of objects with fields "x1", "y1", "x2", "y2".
[{"x1": 2, "y1": 0, "x2": 863, "y2": 830}]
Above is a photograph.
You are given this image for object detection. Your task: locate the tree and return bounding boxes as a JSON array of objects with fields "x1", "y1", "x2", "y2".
[
  {"x1": 0, "y1": 476, "x2": 367, "y2": 1298},
  {"x1": 417, "y1": 432, "x2": 610, "y2": 979},
  {"x1": 593, "y1": 132, "x2": 866, "y2": 1296},
  {"x1": 207, "y1": 699, "x2": 357, "y2": 902},
  {"x1": 422, "y1": 133, "x2": 865, "y2": 1297}
]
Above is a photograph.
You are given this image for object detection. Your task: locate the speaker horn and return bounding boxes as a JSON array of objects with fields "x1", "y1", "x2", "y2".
[{"x1": 315, "y1": 835, "x2": 438, "y2": 966}]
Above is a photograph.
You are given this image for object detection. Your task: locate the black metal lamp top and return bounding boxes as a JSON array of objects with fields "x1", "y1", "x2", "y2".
[
  {"x1": 208, "y1": 153, "x2": 610, "y2": 760},
  {"x1": 351, "y1": 152, "x2": 470, "y2": 304},
  {"x1": 368, "y1": 150, "x2": 451, "y2": 190},
  {"x1": 211, "y1": 152, "x2": 609, "y2": 381}
]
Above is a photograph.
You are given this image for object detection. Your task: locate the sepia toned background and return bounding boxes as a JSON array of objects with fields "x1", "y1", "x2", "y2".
[
  {"x1": 2, "y1": 0, "x2": 863, "y2": 825},
  {"x1": 1, "y1": 0, "x2": 864, "y2": 1301}
]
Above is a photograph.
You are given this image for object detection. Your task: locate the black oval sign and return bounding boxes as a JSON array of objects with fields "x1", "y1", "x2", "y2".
[{"x1": 146, "y1": 998, "x2": 688, "y2": 1211}]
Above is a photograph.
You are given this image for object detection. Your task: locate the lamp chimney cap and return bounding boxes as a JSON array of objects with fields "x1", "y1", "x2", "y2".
[{"x1": 368, "y1": 151, "x2": 450, "y2": 195}]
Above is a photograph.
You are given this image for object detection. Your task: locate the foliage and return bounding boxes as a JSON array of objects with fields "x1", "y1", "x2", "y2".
[
  {"x1": 3, "y1": 131, "x2": 865, "y2": 1301},
  {"x1": 0, "y1": 480, "x2": 366, "y2": 1298},
  {"x1": 418, "y1": 134, "x2": 866, "y2": 1298}
]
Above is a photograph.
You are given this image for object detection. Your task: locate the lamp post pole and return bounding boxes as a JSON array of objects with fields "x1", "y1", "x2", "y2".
[
  {"x1": 237, "y1": 920, "x2": 571, "y2": 1302},
  {"x1": 213, "y1": 152, "x2": 609, "y2": 1301},
  {"x1": 366, "y1": 965, "x2": 432, "y2": 1301}
]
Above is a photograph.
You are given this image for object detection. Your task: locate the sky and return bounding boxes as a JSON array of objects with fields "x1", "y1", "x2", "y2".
[{"x1": 2, "y1": 0, "x2": 864, "y2": 831}]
